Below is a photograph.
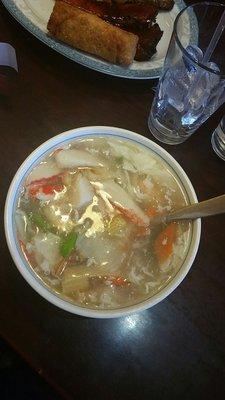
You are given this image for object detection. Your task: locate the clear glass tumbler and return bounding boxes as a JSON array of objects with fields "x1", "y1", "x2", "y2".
[
  {"x1": 148, "y1": 2, "x2": 225, "y2": 145},
  {"x1": 211, "y1": 115, "x2": 225, "y2": 160}
]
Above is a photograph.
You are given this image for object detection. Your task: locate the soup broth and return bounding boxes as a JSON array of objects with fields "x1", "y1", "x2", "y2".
[{"x1": 15, "y1": 136, "x2": 191, "y2": 309}]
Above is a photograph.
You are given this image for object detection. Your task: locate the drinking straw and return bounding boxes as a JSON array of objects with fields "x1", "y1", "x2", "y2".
[{"x1": 202, "y1": 9, "x2": 225, "y2": 63}]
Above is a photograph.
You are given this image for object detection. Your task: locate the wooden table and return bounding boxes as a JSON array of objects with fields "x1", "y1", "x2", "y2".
[{"x1": 1, "y1": 1, "x2": 225, "y2": 399}]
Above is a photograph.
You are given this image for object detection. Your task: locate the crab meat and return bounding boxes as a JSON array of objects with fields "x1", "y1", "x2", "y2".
[
  {"x1": 101, "y1": 180, "x2": 149, "y2": 226},
  {"x1": 71, "y1": 173, "x2": 94, "y2": 209},
  {"x1": 28, "y1": 183, "x2": 65, "y2": 202},
  {"x1": 26, "y1": 161, "x2": 61, "y2": 185},
  {"x1": 55, "y1": 149, "x2": 103, "y2": 169}
]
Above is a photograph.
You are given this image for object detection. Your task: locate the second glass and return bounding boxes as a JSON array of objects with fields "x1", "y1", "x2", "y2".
[
  {"x1": 211, "y1": 115, "x2": 225, "y2": 160},
  {"x1": 148, "y1": 2, "x2": 225, "y2": 145}
]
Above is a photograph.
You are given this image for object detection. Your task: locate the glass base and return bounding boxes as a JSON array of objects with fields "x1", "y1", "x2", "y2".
[
  {"x1": 148, "y1": 111, "x2": 188, "y2": 145},
  {"x1": 211, "y1": 130, "x2": 225, "y2": 161}
]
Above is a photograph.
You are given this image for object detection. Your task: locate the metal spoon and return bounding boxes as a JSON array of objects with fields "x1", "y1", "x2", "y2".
[{"x1": 152, "y1": 194, "x2": 225, "y2": 225}]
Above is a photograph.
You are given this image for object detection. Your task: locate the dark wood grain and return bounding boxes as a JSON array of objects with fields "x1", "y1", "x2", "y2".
[{"x1": 0, "y1": 1, "x2": 225, "y2": 399}]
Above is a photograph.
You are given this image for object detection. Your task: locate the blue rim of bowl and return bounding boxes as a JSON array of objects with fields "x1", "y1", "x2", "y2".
[
  {"x1": 4, "y1": 126, "x2": 201, "y2": 318},
  {"x1": 2, "y1": 0, "x2": 188, "y2": 79}
]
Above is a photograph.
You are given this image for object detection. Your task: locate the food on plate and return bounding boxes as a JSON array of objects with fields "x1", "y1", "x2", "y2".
[
  {"x1": 114, "y1": 0, "x2": 174, "y2": 11},
  {"x1": 47, "y1": 0, "x2": 167, "y2": 65},
  {"x1": 63, "y1": 0, "x2": 163, "y2": 61},
  {"x1": 16, "y1": 136, "x2": 191, "y2": 310},
  {"x1": 48, "y1": 0, "x2": 138, "y2": 65}
]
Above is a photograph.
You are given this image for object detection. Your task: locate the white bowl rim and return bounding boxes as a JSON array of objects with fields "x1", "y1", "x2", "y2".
[{"x1": 4, "y1": 126, "x2": 201, "y2": 318}]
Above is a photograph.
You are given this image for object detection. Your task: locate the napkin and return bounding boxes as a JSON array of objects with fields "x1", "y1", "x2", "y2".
[
  {"x1": 0, "y1": 43, "x2": 18, "y2": 96},
  {"x1": 0, "y1": 43, "x2": 18, "y2": 71}
]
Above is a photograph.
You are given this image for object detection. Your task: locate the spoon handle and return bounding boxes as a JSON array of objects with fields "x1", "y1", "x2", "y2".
[{"x1": 166, "y1": 194, "x2": 225, "y2": 223}]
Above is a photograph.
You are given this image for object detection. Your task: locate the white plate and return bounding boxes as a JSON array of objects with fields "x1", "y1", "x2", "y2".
[{"x1": 2, "y1": 0, "x2": 187, "y2": 79}]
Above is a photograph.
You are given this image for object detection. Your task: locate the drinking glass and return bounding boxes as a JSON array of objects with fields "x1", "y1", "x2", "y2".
[
  {"x1": 211, "y1": 115, "x2": 225, "y2": 160},
  {"x1": 148, "y1": 2, "x2": 225, "y2": 145}
]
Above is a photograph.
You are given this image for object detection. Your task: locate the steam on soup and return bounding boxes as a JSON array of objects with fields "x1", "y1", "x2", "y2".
[{"x1": 15, "y1": 136, "x2": 191, "y2": 309}]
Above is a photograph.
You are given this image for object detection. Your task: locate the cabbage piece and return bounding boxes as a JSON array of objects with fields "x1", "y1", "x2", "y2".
[
  {"x1": 76, "y1": 234, "x2": 126, "y2": 273},
  {"x1": 31, "y1": 232, "x2": 62, "y2": 274},
  {"x1": 43, "y1": 203, "x2": 75, "y2": 233},
  {"x1": 61, "y1": 266, "x2": 90, "y2": 293},
  {"x1": 55, "y1": 149, "x2": 103, "y2": 169},
  {"x1": 15, "y1": 210, "x2": 29, "y2": 242},
  {"x1": 108, "y1": 140, "x2": 157, "y2": 173},
  {"x1": 61, "y1": 265, "x2": 109, "y2": 294}
]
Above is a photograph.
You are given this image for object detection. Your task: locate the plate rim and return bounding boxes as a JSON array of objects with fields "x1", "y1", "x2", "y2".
[{"x1": 2, "y1": 0, "x2": 186, "y2": 79}]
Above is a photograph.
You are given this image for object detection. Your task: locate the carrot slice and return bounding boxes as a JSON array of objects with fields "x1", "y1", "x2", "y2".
[
  {"x1": 154, "y1": 223, "x2": 178, "y2": 264},
  {"x1": 136, "y1": 226, "x2": 150, "y2": 237},
  {"x1": 107, "y1": 276, "x2": 129, "y2": 287},
  {"x1": 146, "y1": 206, "x2": 158, "y2": 217}
]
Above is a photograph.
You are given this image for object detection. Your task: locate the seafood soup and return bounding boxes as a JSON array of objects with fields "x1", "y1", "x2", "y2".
[{"x1": 15, "y1": 136, "x2": 191, "y2": 309}]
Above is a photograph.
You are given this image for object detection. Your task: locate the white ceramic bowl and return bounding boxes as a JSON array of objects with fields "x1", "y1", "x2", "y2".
[{"x1": 4, "y1": 126, "x2": 201, "y2": 318}]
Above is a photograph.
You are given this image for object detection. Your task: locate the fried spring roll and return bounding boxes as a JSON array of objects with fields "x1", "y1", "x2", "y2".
[{"x1": 47, "y1": 0, "x2": 139, "y2": 66}]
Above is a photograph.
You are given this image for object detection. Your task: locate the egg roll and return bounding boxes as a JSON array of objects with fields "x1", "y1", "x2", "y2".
[{"x1": 47, "y1": 0, "x2": 139, "y2": 66}]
